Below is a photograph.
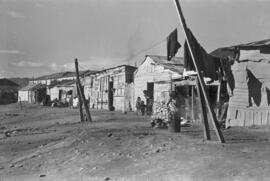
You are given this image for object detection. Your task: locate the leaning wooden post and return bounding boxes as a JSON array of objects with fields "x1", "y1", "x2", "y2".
[
  {"x1": 173, "y1": 0, "x2": 225, "y2": 143},
  {"x1": 77, "y1": 83, "x2": 92, "y2": 122},
  {"x1": 75, "y1": 58, "x2": 92, "y2": 122},
  {"x1": 196, "y1": 78, "x2": 211, "y2": 140},
  {"x1": 191, "y1": 85, "x2": 194, "y2": 121},
  {"x1": 76, "y1": 83, "x2": 84, "y2": 122},
  {"x1": 216, "y1": 81, "x2": 222, "y2": 118}
]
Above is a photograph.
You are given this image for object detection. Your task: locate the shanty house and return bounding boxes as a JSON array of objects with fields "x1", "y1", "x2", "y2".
[
  {"x1": 18, "y1": 83, "x2": 47, "y2": 103},
  {"x1": 135, "y1": 55, "x2": 224, "y2": 122},
  {"x1": 0, "y1": 79, "x2": 19, "y2": 104},
  {"x1": 48, "y1": 80, "x2": 75, "y2": 102},
  {"x1": 134, "y1": 55, "x2": 184, "y2": 111},
  {"x1": 211, "y1": 39, "x2": 270, "y2": 127},
  {"x1": 82, "y1": 65, "x2": 137, "y2": 112}
]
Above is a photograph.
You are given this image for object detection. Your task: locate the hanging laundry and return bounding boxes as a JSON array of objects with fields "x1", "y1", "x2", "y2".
[
  {"x1": 167, "y1": 28, "x2": 181, "y2": 61},
  {"x1": 184, "y1": 28, "x2": 221, "y2": 80}
]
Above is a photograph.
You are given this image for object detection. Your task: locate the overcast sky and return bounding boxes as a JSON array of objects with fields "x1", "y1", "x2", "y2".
[{"x1": 1, "y1": 0, "x2": 270, "y2": 78}]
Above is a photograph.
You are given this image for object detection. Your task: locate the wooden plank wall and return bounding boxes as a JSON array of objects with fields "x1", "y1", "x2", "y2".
[
  {"x1": 134, "y1": 56, "x2": 181, "y2": 110},
  {"x1": 82, "y1": 66, "x2": 136, "y2": 112},
  {"x1": 227, "y1": 106, "x2": 270, "y2": 127}
]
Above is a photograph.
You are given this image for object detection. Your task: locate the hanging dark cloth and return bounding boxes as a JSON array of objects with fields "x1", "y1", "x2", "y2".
[
  {"x1": 219, "y1": 57, "x2": 235, "y2": 95},
  {"x1": 167, "y1": 28, "x2": 181, "y2": 61},
  {"x1": 184, "y1": 28, "x2": 220, "y2": 80}
]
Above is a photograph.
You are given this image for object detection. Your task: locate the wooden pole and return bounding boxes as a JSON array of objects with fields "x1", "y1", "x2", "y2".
[
  {"x1": 19, "y1": 97, "x2": 22, "y2": 110},
  {"x1": 76, "y1": 83, "x2": 84, "y2": 122},
  {"x1": 216, "y1": 81, "x2": 221, "y2": 119},
  {"x1": 75, "y1": 58, "x2": 92, "y2": 122},
  {"x1": 173, "y1": 0, "x2": 225, "y2": 143},
  {"x1": 191, "y1": 85, "x2": 194, "y2": 121},
  {"x1": 196, "y1": 78, "x2": 211, "y2": 140},
  {"x1": 77, "y1": 82, "x2": 92, "y2": 122}
]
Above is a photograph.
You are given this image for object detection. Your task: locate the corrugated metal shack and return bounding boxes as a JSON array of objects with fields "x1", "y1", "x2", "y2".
[
  {"x1": 82, "y1": 65, "x2": 137, "y2": 112},
  {"x1": 212, "y1": 39, "x2": 270, "y2": 127}
]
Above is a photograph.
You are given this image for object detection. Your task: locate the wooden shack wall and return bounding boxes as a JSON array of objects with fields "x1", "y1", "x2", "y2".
[
  {"x1": 49, "y1": 87, "x2": 59, "y2": 101},
  {"x1": 110, "y1": 66, "x2": 128, "y2": 111},
  {"x1": 226, "y1": 61, "x2": 270, "y2": 127},
  {"x1": 18, "y1": 91, "x2": 29, "y2": 102},
  {"x1": 134, "y1": 57, "x2": 180, "y2": 110},
  {"x1": 83, "y1": 66, "x2": 136, "y2": 112}
]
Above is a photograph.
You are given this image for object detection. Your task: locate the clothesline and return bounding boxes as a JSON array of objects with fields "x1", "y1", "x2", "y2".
[
  {"x1": 128, "y1": 24, "x2": 181, "y2": 62},
  {"x1": 76, "y1": 24, "x2": 180, "y2": 70}
]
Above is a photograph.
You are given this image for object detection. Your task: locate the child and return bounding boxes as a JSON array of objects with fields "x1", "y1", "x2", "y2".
[{"x1": 136, "y1": 97, "x2": 141, "y2": 115}]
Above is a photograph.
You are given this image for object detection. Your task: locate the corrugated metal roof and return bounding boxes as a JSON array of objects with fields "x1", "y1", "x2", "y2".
[
  {"x1": 211, "y1": 39, "x2": 270, "y2": 58},
  {"x1": 35, "y1": 70, "x2": 96, "y2": 80},
  {"x1": 19, "y1": 83, "x2": 46, "y2": 91},
  {"x1": 35, "y1": 71, "x2": 76, "y2": 80},
  {"x1": 238, "y1": 39, "x2": 270, "y2": 48},
  {"x1": 55, "y1": 80, "x2": 75, "y2": 87},
  {"x1": 146, "y1": 55, "x2": 184, "y2": 74},
  {"x1": 147, "y1": 55, "x2": 184, "y2": 65},
  {"x1": 96, "y1": 65, "x2": 137, "y2": 74}
]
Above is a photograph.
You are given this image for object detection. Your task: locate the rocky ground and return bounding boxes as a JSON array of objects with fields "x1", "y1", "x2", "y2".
[{"x1": 1, "y1": 103, "x2": 270, "y2": 181}]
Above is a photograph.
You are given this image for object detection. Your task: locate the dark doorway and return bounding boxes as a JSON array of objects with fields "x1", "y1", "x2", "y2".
[
  {"x1": 108, "y1": 80, "x2": 114, "y2": 111},
  {"x1": 146, "y1": 82, "x2": 154, "y2": 115},
  {"x1": 59, "y1": 90, "x2": 63, "y2": 101},
  {"x1": 147, "y1": 82, "x2": 154, "y2": 99},
  {"x1": 36, "y1": 88, "x2": 47, "y2": 103}
]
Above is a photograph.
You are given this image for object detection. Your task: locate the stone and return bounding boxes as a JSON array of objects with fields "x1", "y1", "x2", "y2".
[{"x1": 4, "y1": 131, "x2": 11, "y2": 137}]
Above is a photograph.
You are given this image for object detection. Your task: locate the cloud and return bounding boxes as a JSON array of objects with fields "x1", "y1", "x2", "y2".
[
  {"x1": 10, "y1": 61, "x2": 44, "y2": 68},
  {"x1": 49, "y1": 63, "x2": 58, "y2": 70},
  {"x1": 0, "y1": 50, "x2": 25, "y2": 54},
  {"x1": 7, "y1": 11, "x2": 25, "y2": 18}
]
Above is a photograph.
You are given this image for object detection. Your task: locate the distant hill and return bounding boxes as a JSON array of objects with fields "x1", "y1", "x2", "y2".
[{"x1": 9, "y1": 78, "x2": 31, "y2": 89}]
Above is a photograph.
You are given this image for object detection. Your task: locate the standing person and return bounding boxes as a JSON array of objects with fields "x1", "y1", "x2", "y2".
[
  {"x1": 167, "y1": 91, "x2": 181, "y2": 132},
  {"x1": 136, "y1": 97, "x2": 141, "y2": 115},
  {"x1": 140, "y1": 100, "x2": 146, "y2": 116},
  {"x1": 143, "y1": 90, "x2": 151, "y2": 115},
  {"x1": 146, "y1": 98, "x2": 153, "y2": 115},
  {"x1": 69, "y1": 95, "x2": 73, "y2": 109}
]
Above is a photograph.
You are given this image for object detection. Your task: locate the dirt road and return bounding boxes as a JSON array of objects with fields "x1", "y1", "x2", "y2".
[{"x1": 1, "y1": 103, "x2": 270, "y2": 181}]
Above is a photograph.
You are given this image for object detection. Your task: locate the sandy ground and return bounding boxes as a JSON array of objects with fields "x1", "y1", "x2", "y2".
[{"x1": 1, "y1": 103, "x2": 270, "y2": 181}]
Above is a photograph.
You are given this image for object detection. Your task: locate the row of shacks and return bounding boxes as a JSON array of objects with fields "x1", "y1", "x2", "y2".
[{"x1": 18, "y1": 38, "x2": 270, "y2": 127}]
